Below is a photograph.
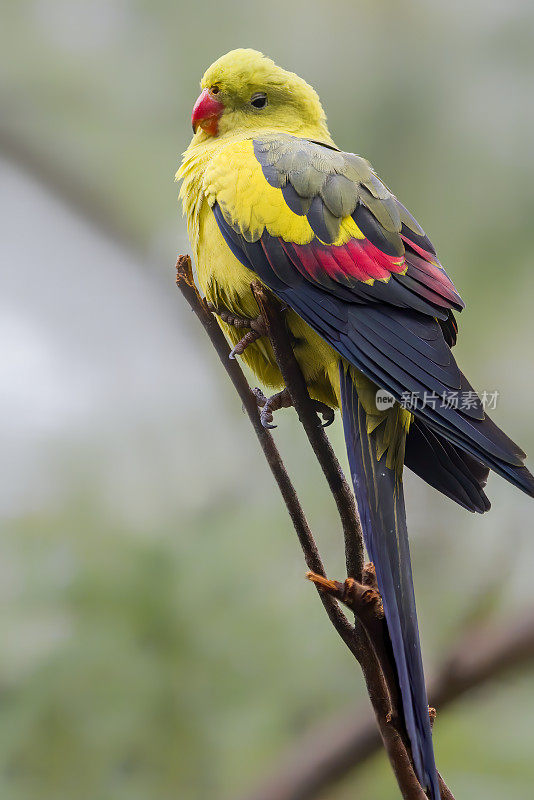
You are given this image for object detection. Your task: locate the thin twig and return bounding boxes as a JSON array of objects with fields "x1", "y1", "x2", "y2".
[
  {"x1": 175, "y1": 257, "x2": 382, "y2": 724},
  {"x1": 176, "y1": 256, "x2": 366, "y2": 648},
  {"x1": 251, "y1": 283, "x2": 422, "y2": 782},
  {"x1": 438, "y1": 774, "x2": 455, "y2": 800},
  {"x1": 176, "y1": 256, "x2": 322, "y2": 576},
  {"x1": 251, "y1": 282, "x2": 364, "y2": 583}
]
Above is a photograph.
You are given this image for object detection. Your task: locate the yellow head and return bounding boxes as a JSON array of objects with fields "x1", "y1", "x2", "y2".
[{"x1": 190, "y1": 48, "x2": 330, "y2": 142}]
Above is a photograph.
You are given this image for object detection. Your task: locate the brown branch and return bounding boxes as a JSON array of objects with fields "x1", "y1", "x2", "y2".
[
  {"x1": 438, "y1": 774, "x2": 456, "y2": 800},
  {"x1": 241, "y1": 610, "x2": 534, "y2": 800},
  {"x1": 176, "y1": 257, "x2": 452, "y2": 800},
  {"x1": 249, "y1": 283, "x2": 428, "y2": 794},
  {"x1": 251, "y1": 282, "x2": 364, "y2": 583},
  {"x1": 176, "y1": 257, "x2": 363, "y2": 654},
  {"x1": 176, "y1": 256, "x2": 322, "y2": 577}
]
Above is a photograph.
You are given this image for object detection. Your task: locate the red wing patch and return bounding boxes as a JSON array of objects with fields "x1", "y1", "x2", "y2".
[
  {"x1": 401, "y1": 231, "x2": 464, "y2": 310},
  {"x1": 289, "y1": 239, "x2": 406, "y2": 284}
]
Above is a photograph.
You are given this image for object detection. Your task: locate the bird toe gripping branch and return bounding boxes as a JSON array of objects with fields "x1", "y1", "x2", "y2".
[
  {"x1": 253, "y1": 386, "x2": 335, "y2": 430},
  {"x1": 252, "y1": 387, "x2": 292, "y2": 429},
  {"x1": 206, "y1": 303, "x2": 268, "y2": 359}
]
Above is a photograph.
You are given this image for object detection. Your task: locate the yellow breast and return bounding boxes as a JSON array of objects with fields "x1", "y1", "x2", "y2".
[{"x1": 177, "y1": 136, "x2": 339, "y2": 405}]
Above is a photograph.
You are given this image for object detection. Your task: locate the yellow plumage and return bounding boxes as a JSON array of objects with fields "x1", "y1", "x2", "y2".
[{"x1": 204, "y1": 139, "x2": 366, "y2": 247}]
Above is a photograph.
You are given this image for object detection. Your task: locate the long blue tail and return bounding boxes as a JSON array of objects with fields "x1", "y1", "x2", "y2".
[{"x1": 340, "y1": 365, "x2": 440, "y2": 800}]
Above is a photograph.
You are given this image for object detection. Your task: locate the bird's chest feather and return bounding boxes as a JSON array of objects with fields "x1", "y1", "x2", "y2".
[
  {"x1": 196, "y1": 203, "x2": 261, "y2": 318},
  {"x1": 195, "y1": 203, "x2": 338, "y2": 405}
]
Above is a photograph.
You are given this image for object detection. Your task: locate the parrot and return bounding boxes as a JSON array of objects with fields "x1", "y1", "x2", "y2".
[{"x1": 177, "y1": 49, "x2": 534, "y2": 799}]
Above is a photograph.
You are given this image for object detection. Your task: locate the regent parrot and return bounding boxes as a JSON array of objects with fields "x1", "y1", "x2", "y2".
[{"x1": 178, "y1": 49, "x2": 534, "y2": 799}]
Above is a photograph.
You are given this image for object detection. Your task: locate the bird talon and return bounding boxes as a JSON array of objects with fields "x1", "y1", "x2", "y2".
[
  {"x1": 253, "y1": 387, "x2": 292, "y2": 429},
  {"x1": 252, "y1": 389, "x2": 335, "y2": 430},
  {"x1": 363, "y1": 562, "x2": 378, "y2": 590},
  {"x1": 312, "y1": 400, "x2": 335, "y2": 428},
  {"x1": 252, "y1": 387, "x2": 267, "y2": 406},
  {"x1": 208, "y1": 305, "x2": 268, "y2": 357}
]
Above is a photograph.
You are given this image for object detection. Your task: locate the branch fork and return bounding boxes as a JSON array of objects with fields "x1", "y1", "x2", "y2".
[{"x1": 306, "y1": 570, "x2": 384, "y2": 619}]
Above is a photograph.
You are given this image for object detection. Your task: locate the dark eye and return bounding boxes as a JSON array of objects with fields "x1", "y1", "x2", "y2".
[
  {"x1": 250, "y1": 92, "x2": 267, "y2": 109},
  {"x1": 211, "y1": 85, "x2": 220, "y2": 95}
]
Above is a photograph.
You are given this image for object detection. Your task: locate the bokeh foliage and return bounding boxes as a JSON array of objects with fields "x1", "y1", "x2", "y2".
[{"x1": 1, "y1": 1, "x2": 534, "y2": 798}]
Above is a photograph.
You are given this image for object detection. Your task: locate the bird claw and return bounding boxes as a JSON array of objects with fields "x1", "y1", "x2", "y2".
[
  {"x1": 253, "y1": 388, "x2": 335, "y2": 430},
  {"x1": 207, "y1": 303, "x2": 268, "y2": 358},
  {"x1": 207, "y1": 304, "x2": 336, "y2": 428},
  {"x1": 253, "y1": 387, "x2": 292, "y2": 429},
  {"x1": 313, "y1": 400, "x2": 335, "y2": 428},
  {"x1": 229, "y1": 328, "x2": 263, "y2": 359}
]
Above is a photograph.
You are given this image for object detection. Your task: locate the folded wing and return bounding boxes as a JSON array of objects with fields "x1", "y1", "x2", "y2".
[{"x1": 206, "y1": 133, "x2": 533, "y2": 495}]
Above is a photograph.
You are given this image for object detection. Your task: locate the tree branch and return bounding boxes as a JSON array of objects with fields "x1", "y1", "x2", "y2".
[
  {"x1": 250, "y1": 281, "x2": 430, "y2": 798},
  {"x1": 176, "y1": 256, "x2": 454, "y2": 800},
  {"x1": 251, "y1": 282, "x2": 364, "y2": 583},
  {"x1": 176, "y1": 256, "x2": 322, "y2": 577}
]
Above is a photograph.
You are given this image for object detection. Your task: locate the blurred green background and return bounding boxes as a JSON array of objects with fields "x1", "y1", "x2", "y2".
[{"x1": 1, "y1": 2, "x2": 534, "y2": 799}]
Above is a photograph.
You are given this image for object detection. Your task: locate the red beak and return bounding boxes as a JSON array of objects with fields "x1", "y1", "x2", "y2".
[{"x1": 191, "y1": 88, "x2": 224, "y2": 136}]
